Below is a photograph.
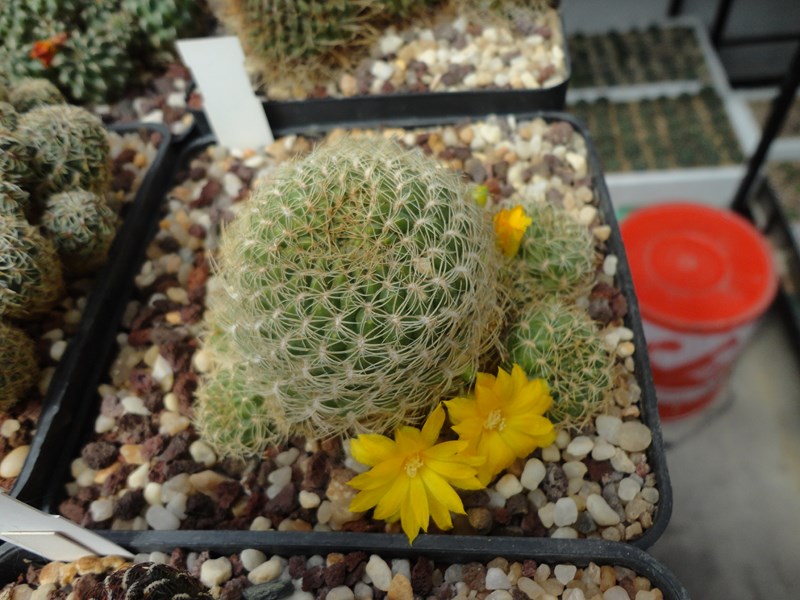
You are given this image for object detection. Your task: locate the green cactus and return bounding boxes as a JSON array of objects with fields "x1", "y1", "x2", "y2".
[
  {"x1": 17, "y1": 104, "x2": 111, "y2": 199},
  {"x1": 88, "y1": 562, "x2": 213, "y2": 600},
  {"x1": 223, "y1": 0, "x2": 440, "y2": 86},
  {"x1": 0, "y1": 129, "x2": 35, "y2": 189},
  {"x1": 0, "y1": 72, "x2": 8, "y2": 101},
  {"x1": 198, "y1": 136, "x2": 509, "y2": 455},
  {"x1": 0, "y1": 102, "x2": 17, "y2": 130},
  {"x1": 0, "y1": 320, "x2": 39, "y2": 411},
  {"x1": 506, "y1": 297, "x2": 613, "y2": 430},
  {"x1": 0, "y1": 180, "x2": 31, "y2": 220},
  {"x1": 41, "y1": 190, "x2": 118, "y2": 276},
  {"x1": 121, "y1": 0, "x2": 210, "y2": 50},
  {"x1": 511, "y1": 201, "x2": 596, "y2": 299},
  {"x1": 7, "y1": 77, "x2": 65, "y2": 113},
  {"x1": 0, "y1": 215, "x2": 64, "y2": 320}
]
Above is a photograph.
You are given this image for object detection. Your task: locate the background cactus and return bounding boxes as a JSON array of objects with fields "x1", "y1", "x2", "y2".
[
  {"x1": 0, "y1": 1, "x2": 210, "y2": 104},
  {"x1": 509, "y1": 201, "x2": 597, "y2": 299},
  {"x1": 0, "y1": 215, "x2": 64, "y2": 320},
  {"x1": 0, "y1": 181, "x2": 31, "y2": 220},
  {"x1": 41, "y1": 189, "x2": 118, "y2": 275},
  {"x1": 7, "y1": 77, "x2": 65, "y2": 113},
  {"x1": 18, "y1": 104, "x2": 111, "y2": 199},
  {"x1": 88, "y1": 562, "x2": 213, "y2": 600},
  {"x1": 0, "y1": 321, "x2": 39, "y2": 411},
  {"x1": 220, "y1": 0, "x2": 441, "y2": 88},
  {"x1": 198, "y1": 136, "x2": 508, "y2": 455},
  {"x1": 0, "y1": 102, "x2": 18, "y2": 130},
  {"x1": 506, "y1": 296, "x2": 613, "y2": 429},
  {"x1": 0, "y1": 130, "x2": 35, "y2": 189}
]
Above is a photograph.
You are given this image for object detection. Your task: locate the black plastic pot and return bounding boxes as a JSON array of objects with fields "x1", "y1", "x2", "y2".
[
  {"x1": 38, "y1": 111, "x2": 671, "y2": 551},
  {"x1": 0, "y1": 535, "x2": 690, "y2": 599},
  {"x1": 9, "y1": 123, "x2": 177, "y2": 507}
]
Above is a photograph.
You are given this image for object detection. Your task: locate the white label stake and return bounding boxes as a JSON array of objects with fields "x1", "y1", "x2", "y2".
[
  {"x1": 0, "y1": 494, "x2": 133, "y2": 562},
  {"x1": 177, "y1": 36, "x2": 274, "y2": 150}
]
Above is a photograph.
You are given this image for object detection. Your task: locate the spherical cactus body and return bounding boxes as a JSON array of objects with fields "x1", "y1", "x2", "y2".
[
  {"x1": 0, "y1": 321, "x2": 39, "y2": 411},
  {"x1": 7, "y1": 77, "x2": 65, "y2": 113},
  {"x1": 506, "y1": 297, "x2": 613, "y2": 429},
  {"x1": 0, "y1": 101, "x2": 18, "y2": 130},
  {"x1": 17, "y1": 104, "x2": 111, "y2": 199},
  {"x1": 198, "y1": 136, "x2": 508, "y2": 455},
  {"x1": 0, "y1": 129, "x2": 35, "y2": 189},
  {"x1": 0, "y1": 215, "x2": 64, "y2": 320},
  {"x1": 41, "y1": 189, "x2": 118, "y2": 276},
  {"x1": 0, "y1": 180, "x2": 31, "y2": 220},
  {"x1": 89, "y1": 562, "x2": 213, "y2": 600},
  {"x1": 513, "y1": 201, "x2": 596, "y2": 299}
]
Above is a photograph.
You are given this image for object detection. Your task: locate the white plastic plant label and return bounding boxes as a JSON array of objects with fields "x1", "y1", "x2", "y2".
[
  {"x1": 177, "y1": 36, "x2": 274, "y2": 149},
  {"x1": 0, "y1": 493, "x2": 133, "y2": 561}
]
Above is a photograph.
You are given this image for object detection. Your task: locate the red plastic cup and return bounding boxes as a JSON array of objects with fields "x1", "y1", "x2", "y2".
[{"x1": 621, "y1": 203, "x2": 778, "y2": 420}]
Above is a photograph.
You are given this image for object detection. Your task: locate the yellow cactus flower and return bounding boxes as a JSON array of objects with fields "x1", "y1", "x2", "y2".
[
  {"x1": 347, "y1": 404, "x2": 484, "y2": 543},
  {"x1": 493, "y1": 205, "x2": 532, "y2": 257},
  {"x1": 445, "y1": 364, "x2": 556, "y2": 486}
]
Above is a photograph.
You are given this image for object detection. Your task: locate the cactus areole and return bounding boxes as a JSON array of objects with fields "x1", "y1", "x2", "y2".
[{"x1": 197, "y1": 137, "x2": 508, "y2": 455}]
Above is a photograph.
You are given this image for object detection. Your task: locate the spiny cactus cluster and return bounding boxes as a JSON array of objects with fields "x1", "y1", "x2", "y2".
[
  {"x1": 0, "y1": 0, "x2": 210, "y2": 104},
  {"x1": 89, "y1": 562, "x2": 213, "y2": 600},
  {"x1": 0, "y1": 102, "x2": 18, "y2": 130},
  {"x1": 220, "y1": 0, "x2": 442, "y2": 88},
  {"x1": 7, "y1": 77, "x2": 64, "y2": 113},
  {"x1": 0, "y1": 215, "x2": 64, "y2": 321},
  {"x1": 506, "y1": 296, "x2": 613, "y2": 429},
  {"x1": 0, "y1": 181, "x2": 30, "y2": 220},
  {"x1": 0, "y1": 130, "x2": 34, "y2": 188},
  {"x1": 510, "y1": 200, "x2": 596, "y2": 299},
  {"x1": 41, "y1": 190, "x2": 118, "y2": 275},
  {"x1": 197, "y1": 136, "x2": 509, "y2": 456},
  {"x1": 0, "y1": 321, "x2": 39, "y2": 410},
  {"x1": 18, "y1": 104, "x2": 111, "y2": 199}
]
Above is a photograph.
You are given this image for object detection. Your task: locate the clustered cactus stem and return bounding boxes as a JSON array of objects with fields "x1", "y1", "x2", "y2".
[
  {"x1": 196, "y1": 135, "x2": 510, "y2": 457},
  {"x1": 0, "y1": 320, "x2": 39, "y2": 410},
  {"x1": 88, "y1": 562, "x2": 213, "y2": 600}
]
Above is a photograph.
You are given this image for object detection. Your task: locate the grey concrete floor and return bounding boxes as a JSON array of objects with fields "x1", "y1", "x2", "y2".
[{"x1": 649, "y1": 306, "x2": 800, "y2": 599}]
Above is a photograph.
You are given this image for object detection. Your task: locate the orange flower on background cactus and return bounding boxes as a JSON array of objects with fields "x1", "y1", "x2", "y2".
[{"x1": 30, "y1": 33, "x2": 68, "y2": 68}]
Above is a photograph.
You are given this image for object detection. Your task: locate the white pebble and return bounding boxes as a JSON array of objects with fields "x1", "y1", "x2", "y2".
[
  {"x1": 299, "y1": 490, "x2": 321, "y2": 509},
  {"x1": 366, "y1": 555, "x2": 393, "y2": 591},
  {"x1": 485, "y1": 567, "x2": 512, "y2": 590},
  {"x1": 166, "y1": 493, "x2": 187, "y2": 519},
  {"x1": 641, "y1": 487, "x2": 660, "y2": 504},
  {"x1": 248, "y1": 556, "x2": 283, "y2": 584},
  {"x1": 611, "y1": 449, "x2": 636, "y2": 474},
  {"x1": 268, "y1": 465, "x2": 292, "y2": 487},
  {"x1": 200, "y1": 557, "x2": 232, "y2": 587},
  {"x1": 564, "y1": 589, "x2": 586, "y2": 600},
  {"x1": 555, "y1": 429, "x2": 571, "y2": 449},
  {"x1": 326, "y1": 587, "x2": 354, "y2": 600},
  {"x1": 354, "y1": 583, "x2": 373, "y2": 600},
  {"x1": 578, "y1": 205, "x2": 598, "y2": 226},
  {"x1": 89, "y1": 498, "x2": 113, "y2": 522},
  {"x1": 149, "y1": 551, "x2": 169, "y2": 564},
  {"x1": 121, "y1": 396, "x2": 150, "y2": 416},
  {"x1": 241, "y1": 549, "x2": 267, "y2": 572},
  {"x1": 603, "y1": 255, "x2": 618, "y2": 277},
  {"x1": 552, "y1": 527, "x2": 578, "y2": 539},
  {"x1": 145, "y1": 505, "x2": 180, "y2": 530},
  {"x1": 520, "y1": 458, "x2": 546, "y2": 490},
  {"x1": 391, "y1": 559, "x2": 410, "y2": 580},
  {"x1": 189, "y1": 440, "x2": 217, "y2": 467},
  {"x1": 487, "y1": 592, "x2": 513, "y2": 600},
  {"x1": 94, "y1": 414, "x2": 116, "y2": 434},
  {"x1": 553, "y1": 497, "x2": 578, "y2": 527},
  {"x1": 565, "y1": 436, "x2": 593, "y2": 459},
  {"x1": 379, "y1": 34, "x2": 405, "y2": 55},
  {"x1": 595, "y1": 415, "x2": 622, "y2": 444},
  {"x1": 562, "y1": 461, "x2": 587, "y2": 480},
  {"x1": 49, "y1": 340, "x2": 67, "y2": 361},
  {"x1": 541, "y1": 444, "x2": 561, "y2": 462},
  {"x1": 618, "y1": 477, "x2": 642, "y2": 502},
  {"x1": 77, "y1": 468, "x2": 96, "y2": 487},
  {"x1": 603, "y1": 587, "x2": 631, "y2": 600},
  {"x1": 223, "y1": 172, "x2": 242, "y2": 197},
  {"x1": 517, "y1": 577, "x2": 545, "y2": 599},
  {"x1": 495, "y1": 473, "x2": 523, "y2": 498},
  {"x1": 591, "y1": 439, "x2": 617, "y2": 461},
  {"x1": 159, "y1": 412, "x2": 190, "y2": 435},
  {"x1": 586, "y1": 494, "x2": 621, "y2": 526},
  {"x1": 554, "y1": 564, "x2": 577, "y2": 585},
  {"x1": 144, "y1": 482, "x2": 163, "y2": 506},
  {"x1": 617, "y1": 422, "x2": 653, "y2": 452},
  {"x1": 31, "y1": 583, "x2": 56, "y2": 600},
  {"x1": 370, "y1": 60, "x2": 395, "y2": 81},
  {"x1": 0, "y1": 419, "x2": 20, "y2": 437},
  {"x1": 127, "y1": 464, "x2": 150, "y2": 489},
  {"x1": 565, "y1": 151, "x2": 587, "y2": 176},
  {"x1": 250, "y1": 516, "x2": 272, "y2": 531},
  {"x1": 0, "y1": 445, "x2": 29, "y2": 478},
  {"x1": 537, "y1": 502, "x2": 556, "y2": 528},
  {"x1": 192, "y1": 349, "x2": 213, "y2": 373},
  {"x1": 152, "y1": 355, "x2": 174, "y2": 390},
  {"x1": 276, "y1": 447, "x2": 300, "y2": 467}
]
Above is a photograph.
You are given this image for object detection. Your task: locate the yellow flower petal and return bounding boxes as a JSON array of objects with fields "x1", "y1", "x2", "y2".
[
  {"x1": 349, "y1": 486, "x2": 389, "y2": 514},
  {"x1": 409, "y1": 476, "x2": 429, "y2": 534},
  {"x1": 420, "y1": 467, "x2": 465, "y2": 514},
  {"x1": 421, "y1": 404, "x2": 445, "y2": 445},
  {"x1": 373, "y1": 474, "x2": 410, "y2": 521},
  {"x1": 348, "y1": 456, "x2": 406, "y2": 490},
  {"x1": 350, "y1": 434, "x2": 396, "y2": 467},
  {"x1": 444, "y1": 396, "x2": 476, "y2": 424}
]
